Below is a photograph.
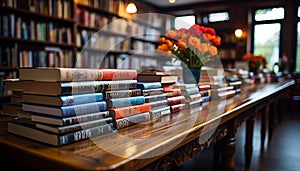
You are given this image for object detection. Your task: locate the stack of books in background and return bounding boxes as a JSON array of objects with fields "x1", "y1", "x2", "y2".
[
  {"x1": 2, "y1": 78, "x2": 23, "y2": 116},
  {"x1": 198, "y1": 84, "x2": 211, "y2": 103},
  {"x1": 7, "y1": 67, "x2": 139, "y2": 146},
  {"x1": 137, "y1": 82, "x2": 170, "y2": 121}
]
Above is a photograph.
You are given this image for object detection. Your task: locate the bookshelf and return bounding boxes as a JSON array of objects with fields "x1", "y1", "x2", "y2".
[{"x1": 217, "y1": 29, "x2": 238, "y2": 68}]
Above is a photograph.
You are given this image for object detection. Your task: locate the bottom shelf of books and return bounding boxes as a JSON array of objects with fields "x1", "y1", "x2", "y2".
[{"x1": 0, "y1": 66, "x2": 247, "y2": 146}]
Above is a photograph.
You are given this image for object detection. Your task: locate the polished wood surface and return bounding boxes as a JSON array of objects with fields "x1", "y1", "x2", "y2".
[{"x1": 0, "y1": 80, "x2": 295, "y2": 171}]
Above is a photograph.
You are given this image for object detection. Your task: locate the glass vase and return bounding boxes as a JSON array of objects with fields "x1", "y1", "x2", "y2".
[{"x1": 182, "y1": 67, "x2": 201, "y2": 84}]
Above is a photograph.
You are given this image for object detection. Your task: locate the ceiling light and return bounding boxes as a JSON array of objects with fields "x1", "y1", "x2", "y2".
[
  {"x1": 234, "y1": 29, "x2": 243, "y2": 38},
  {"x1": 126, "y1": 2, "x2": 137, "y2": 14},
  {"x1": 169, "y1": 0, "x2": 176, "y2": 3}
]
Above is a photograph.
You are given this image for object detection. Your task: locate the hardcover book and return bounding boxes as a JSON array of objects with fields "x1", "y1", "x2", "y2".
[
  {"x1": 19, "y1": 67, "x2": 104, "y2": 82},
  {"x1": 35, "y1": 117, "x2": 113, "y2": 134},
  {"x1": 7, "y1": 118, "x2": 114, "y2": 146},
  {"x1": 23, "y1": 101, "x2": 107, "y2": 118},
  {"x1": 114, "y1": 112, "x2": 150, "y2": 129},
  {"x1": 31, "y1": 111, "x2": 111, "y2": 126},
  {"x1": 22, "y1": 93, "x2": 104, "y2": 106},
  {"x1": 142, "y1": 88, "x2": 164, "y2": 96},
  {"x1": 144, "y1": 93, "x2": 167, "y2": 103},
  {"x1": 108, "y1": 103, "x2": 151, "y2": 119},
  {"x1": 19, "y1": 68, "x2": 137, "y2": 82},
  {"x1": 137, "y1": 71, "x2": 179, "y2": 84},
  {"x1": 137, "y1": 82, "x2": 162, "y2": 90},
  {"x1": 104, "y1": 89, "x2": 141, "y2": 100},
  {"x1": 106, "y1": 96, "x2": 145, "y2": 108},
  {"x1": 167, "y1": 95, "x2": 185, "y2": 106},
  {"x1": 150, "y1": 106, "x2": 171, "y2": 120},
  {"x1": 21, "y1": 80, "x2": 138, "y2": 96}
]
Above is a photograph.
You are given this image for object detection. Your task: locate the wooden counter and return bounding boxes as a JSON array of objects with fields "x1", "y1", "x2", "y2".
[{"x1": 0, "y1": 80, "x2": 295, "y2": 171}]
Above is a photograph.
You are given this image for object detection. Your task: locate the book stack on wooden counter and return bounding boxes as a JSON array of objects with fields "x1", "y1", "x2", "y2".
[
  {"x1": 198, "y1": 84, "x2": 211, "y2": 103},
  {"x1": 172, "y1": 83, "x2": 202, "y2": 108},
  {"x1": 137, "y1": 70, "x2": 185, "y2": 114},
  {"x1": 7, "y1": 67, "x2": 139, "y2": 146},
  {"x1": 137, "y1": 82, "x2": 170, "y2": 121}
]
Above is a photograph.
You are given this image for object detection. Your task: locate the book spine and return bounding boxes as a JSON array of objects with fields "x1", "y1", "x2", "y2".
[
  {"x1": 61, "y1": 111, "x2": 111, "y2": 125},
  {"x1": 165, "y1": 88, "x2": 181, "y2": 97},
  {"x1": 114, "y1": 112, "x2": 150, "y2": 129},
  {"x1": 104, "y1": 89, "x2": 141, "y2": 100},
  {"x1": 200, "y1": 90, "x2": 211, "y2": 97},
  {"x1": 57, "y1": 117, "x2": 113, "y2": 134},
  {"x1": 101, "y1": 69, "x2": 137, "y2": 80},
  {"x1": 149, "y1": 99, "x2": 168, "y2": 110},
  {"x1": 170, "y1": 103, "x2": 187, "y2": 113},
  {"x1": 150, "y1": 106, "x2": 171, "y2": 120},
  {"x1": 59, "y1": 68, "x2": 103, "y2": 81},
  {"x1": 60, "y1": 80, "x2": 137, "y2": 95},
  {"x1": 167, "y1": 96, "x2": 185, "y2": 106},
  {"x1": 61, "y1": 101, "x2": 107, "y2": 117},
  {"x1": 60, "y1": 93, "x2": 103, "y2": 106},
  {"x1": 182, "y1": 87, "x2": 200, "y2": 96},
  {"x1": 185, "y1": 93, "x2": 202, "y2": 103},
  {"x1": 142, "y1": 88, "x2": 164, "y2": 96},
  {"x1": 109, "y1": 103, "x2": 151, "y2": 119},
  {"x1": 58, "y1": 123, "x2": 114, "y2": 146},
  {"x1": 106, "y1": 96, "x2": 145, "y2": 108},
  {"x1": 201, "y1": 96, "x2": 211, "y2": 102},
  {"x1": 144, "y1": 93, "x2": 167, "y2": 103},
  {"x1": 137, "y1": 82, "x2": 162, "y2": 89}
]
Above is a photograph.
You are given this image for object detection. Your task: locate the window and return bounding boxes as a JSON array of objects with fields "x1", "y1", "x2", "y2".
[
  {"x1": 174, "y1": 15, "x2": 195, "y2": 30},
  {"x1": 253, "y1": 7, "x2": 284, "y2": 70},
  {"x1": 254, "y1": 7, "x2": 284, "y2": 21},
  {"x1": 202, "y1": 11, "x2": 229, "y2": 24}
]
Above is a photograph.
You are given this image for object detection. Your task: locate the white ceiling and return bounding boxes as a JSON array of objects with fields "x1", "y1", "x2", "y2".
[{"x1": 140, "y1": 0, "x2": 224, "y2": 8}]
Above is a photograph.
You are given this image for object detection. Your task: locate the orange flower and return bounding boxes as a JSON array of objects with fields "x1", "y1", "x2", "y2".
[
  {"x1": 159, "y1": 37, "x2": 166, "y2": 44},
  {"x1": 166, "y1": 39, "x2": 174, "y2": 50},
  {"x1": 175, "y1": 40, "x2": 187, "y2": 50},
  {"x1": 157, "y1": 44, "x2": 168, "y2": 51},
  {"x1": 197, "y1": 43, "x2": 209, "y2": 53},
  {"x1": 208, "y1": 46, "x2": 218, "y2": 56},
  {"x1": 165, "y1": 30, "x2": 177, "y2": 39},
  {"x1": 188, "y1": 36, "x2": 200, "y2": 48}
]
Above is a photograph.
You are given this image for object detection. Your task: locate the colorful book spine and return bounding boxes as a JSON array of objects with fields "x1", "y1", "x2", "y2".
[
  {"x1": 144, "y1": 93, "x2": 167, "y2": 103},
  {"x1": 36, "y1": 117, "x2": 113, "y2": 134},
  {"x1": 104, "y1": 89, "x2": 142, "y2": 100},
  {"x1": 101, "y1": 69, "x2": 137, "y2": 80},
  {"x1": 167, "y1": 96, "x2": 185, "y2": 106},
  {"x1": 201, "y1": 96, "x2": 211, "y2": 103},
  {"x1": 142, "y1": 88, "x2": 164, "y2": 96},
  {"x1": 185, "y1": 93, "x2": 202, "y2": 103},
  {"x1": 31, "y1": 111, "x2": 111, "y2": 126},
  {"x1": 170, "y1": 103, "x2": 187, "y2": 113},
  {"x1": 58, "y1": 123, "x2": 114, "y2": 146},
  {"x1": 165, "y1": 88, "x2": 181, "y2": 97},
  {"x1": 61, "y1": 101, "x2": 107, "y2": 117},
  {"x1": 59, "y1": 80, "x2": 137, "y2": 95},
  {"x1": 60, "y1": 93, "x2": 103, "y2": 106},
  {"x1": 150, "y1": 106, "x2": 171, "y2": 120},
  {"x1": 137, "y1": 82, "x2": 162, "y2": 89},
  {"x1": 181, "y1": 87, "x2": 200, "y2": 96},
  {"x1": 108, "y1": 103, "x2": 151, "y2": 119},
  {"x1": 106, "y1": 96, "x2": 145, "y2": 108},
  {"x1": 200, "y1": 90, "x2": 211, "y2": 97},
  {"x1": 114, "y1": 112, "x2": 150, "y2": 129},
  {"x1": 149, "y1": 99, "x2": 168, "y2": 110}
]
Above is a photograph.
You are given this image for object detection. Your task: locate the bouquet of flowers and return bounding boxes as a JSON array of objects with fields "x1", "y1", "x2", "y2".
[
  {"x1": 242, "y1": 53, "x2": 267, "y2": 74},
  {"x1": 157, "y1": 24, "x2": 221, "y2": 68}
]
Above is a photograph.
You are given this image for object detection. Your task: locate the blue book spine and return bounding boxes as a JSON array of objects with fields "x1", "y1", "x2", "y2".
[
  {"x1": 137, "y1": 82, "x2": 162, "y2": 90},
  {"x1": 107, "y1": 96, "x2": 145, "y2": 108},
  {"x1": 61, "y1": 101, "x2": 107, "y2": 117},
  {"x1": 60, "y1": 93, "x2": 103, "y2": 106},
  {"x1": 201, "y1": 96, "x2": 211, "y2": 102}
]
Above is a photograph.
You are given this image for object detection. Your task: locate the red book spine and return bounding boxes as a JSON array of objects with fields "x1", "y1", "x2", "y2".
[
  {"x1": 108, "y1": 103, "x2": 151, "y2": 119},
  {"x1": 101, "y1": 69, "x2": 137, "y2": 80},
  {"x1": 167, "y1": 95, "x2": 185, "y2": 106},
  {"x1": 171, "y1": 103, "x2": 187, "y2": 113},
  {"x1": 199, "y1": 84, "x2": 211, "y2": 91}
]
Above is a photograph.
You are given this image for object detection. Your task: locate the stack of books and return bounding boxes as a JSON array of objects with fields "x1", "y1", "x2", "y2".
[
  {"x1": 172, "y1": 83, "x2": 202, "y2": 107},
  {"x1": 198, "y1": 84, "x2": 212, "y2": 103},
  {"x1": 137, "y1": 82, "x2": 170, "y2": 121},
  {"x1": 7, "y1": 67, "x2": 139, "y2": 146},
  {"x1": 2, "y1": 78, "x2": 23, "y2": 116},
  {"x1": 106, "y1": 82, "x2": 151, "y2": 130}
]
